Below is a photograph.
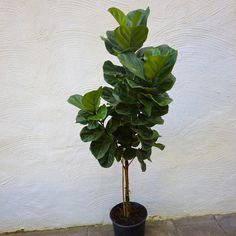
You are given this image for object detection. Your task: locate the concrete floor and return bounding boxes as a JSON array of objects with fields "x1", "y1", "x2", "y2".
[{"x1": 1, "y1": 213, "x2": 235, "y2": 236}]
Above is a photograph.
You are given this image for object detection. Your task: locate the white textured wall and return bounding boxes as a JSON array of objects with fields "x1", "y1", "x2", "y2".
[{"x1": 0, "y1": 0, "x2": 236, "y2": 233}]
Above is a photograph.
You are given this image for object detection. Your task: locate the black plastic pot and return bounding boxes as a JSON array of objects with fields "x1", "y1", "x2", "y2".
[{"x1": 110, "y1": 202, "x2": 148, "y2": 236}]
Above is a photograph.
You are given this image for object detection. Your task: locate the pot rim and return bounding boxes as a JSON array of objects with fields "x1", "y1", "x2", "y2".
[{"x1": 110, "y1": 202, "x2": 148, "y2": 228}]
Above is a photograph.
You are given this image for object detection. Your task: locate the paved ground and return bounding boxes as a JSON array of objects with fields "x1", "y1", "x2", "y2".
[{"x1": 1, "y1": 213, "x2": 235, "y2": 235}]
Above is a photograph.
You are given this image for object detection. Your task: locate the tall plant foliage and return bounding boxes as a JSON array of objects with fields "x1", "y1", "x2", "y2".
[{"x1": 68, "y1": 7, "x2": 177, "y2": 172}]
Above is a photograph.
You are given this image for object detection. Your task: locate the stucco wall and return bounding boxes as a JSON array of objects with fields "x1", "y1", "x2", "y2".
[{"x1": 0, "y1": 0, "x2": 236, "y2": 233}]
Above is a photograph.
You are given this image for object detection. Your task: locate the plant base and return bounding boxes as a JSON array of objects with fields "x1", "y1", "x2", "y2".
[{"x1": 110, "y1": 202, "x2": 147, "y2": 236}]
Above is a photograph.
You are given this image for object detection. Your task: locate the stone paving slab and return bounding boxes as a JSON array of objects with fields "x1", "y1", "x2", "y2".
[
  {"x1": 174, "y1": 215, "x2": 226, "y2": 236},
  {"x1": 146, "y1": 221, "x2": 178, "y2": 236},
  {"x1": 1, "y1": 213, "x2": 236, "y2": 236},
  {"x1": 215, "y1": 213, "x2": 236, "y2": 236},
  {"x1": 87, "y1": 225, "x2": 113, "y2": 236}
]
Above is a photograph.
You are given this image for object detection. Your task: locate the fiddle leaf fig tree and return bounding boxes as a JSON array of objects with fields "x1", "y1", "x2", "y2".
[{"x1": 68, "y1": 7, "x2": 177, "y2": 218}]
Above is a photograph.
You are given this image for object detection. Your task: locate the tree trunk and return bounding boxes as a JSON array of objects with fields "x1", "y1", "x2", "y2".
[{"x1": 123, "y1": 160, "x2": 130, "y2": 217}]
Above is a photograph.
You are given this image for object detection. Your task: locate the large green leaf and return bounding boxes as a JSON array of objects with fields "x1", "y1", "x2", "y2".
[
  {"x1": 140, "y1": 93, "x2": 173, "y2": 107},
  {"x1": 144, "y1": 55, "x2": 167, "y2": 80},
  {"x1": 138, "y1": 93, "x2": 153, "y2": 117},
  {"x1": 87, "y1": 121, "x2": 99, "y2": 129},
  {"x1": 137, "y1": 148, "x2": 152, "y2": 160},
  {"x1": 90, "y1": 134, "x2": 113, "y2": 159},
  {"x1": 118, "y1": 53, "x2": 145, "y2": 79},
  {"x1": 80, "y1": 126, "x2": 104, "y2": 142},
  {"x1": 101, "y1": 36, "x2": 117, "y2": 56},
  {"x1": 108, "y1": 7, "x2": 128, "y2": 26},
  {"x1": 153, "y1": 93, "x2": 173, "y2": 106},
  {"x1": 114, "y1": 25, "x2": 148, "y2": 51},
  {"x1": 82, "y1": 87, "x2": 102, "y2": 112},
  {"x1": 76, "y1": 110, "x2": 89, "y2": 125},
  {"x1": 106, "y1": 117, "x2": 122, "y2": 133},
  {"x1": 98, "y1": 144, "x2": 115, "y2": 168},
  {"x1": 115, "y1": 103, "x2": 139, "y2": 115},
  {"x1": 134, "y1": 126, "x2": 160, "y2": 140},
  {"x1": 88, "y1": 105, "x2": 107, "y2": 121},
  {"x1": 103, "y1": 61, "x2": 126, "y2": 86},
  {"x1": 102, "y1": 87, "x2": 117, "y2": 104},
  {"x1": 68, "y1": 94, "x2": 84, "y2": 109},
  {"x1": 143, "y1": 45, "x2": 178, "y2": 80},
  {"x1": 131, "y1": 114, "x2": 164, "y2": 126},
  {"x1": 127, "y1": 7, "x2": 150, "y2": 26},
  {"x1": 155, "y1": 74, "x2": 176, "y2": 92},
  {"x1": 113, "y1": 82, "x2": 137, "y2": 104}
]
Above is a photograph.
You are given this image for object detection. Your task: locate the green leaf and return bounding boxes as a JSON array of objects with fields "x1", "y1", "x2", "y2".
[
  {"x1": 113, "y1": 82, "x2": 137, "y2": 104},
  {"x1": 126, "y1": 78, "x2": 156, "y2": 92},
  {"x1": 153, "y1": 143, "x2": 165, "y2": 150},
  {"x1": 114, "y1": 26, "x2": 148, "y2": 51},
  {"x1": 68, "y1": 94, "x2": 84, "y2": 109},
  {"x1": 103, "y1": 61, "x2": 126, "y2": 86},
  {"x1": 102, "y1": 87, "x2": 117, "y2": 104},
  {"x1": 131, "y1": 114, "x2": 164, "y2": 126},
  {"x1": 98, "y1": 144, "x2": 115, "y2": 168},
  {"x1": 88, "y1": 105, "x2": 107, "y2": 121},
  {"x1": 140, "y1": 93, "x2": 172, "y2": 107},
  {"x1": 87, "y1": 121, "x2": 99, "y2": 129},
  {"x1": 144, "y1": 55, "x2": 167, "y2": 80},
  {"x1": 106, "y1": 117, "x2": 123, "y2": 133},
  {"x1": 118, "y1": 53, "x2": 145, "y2": 79},
  {"x1": 139, "y1": 160, "x2": 146, "y2": 172},
  {"x1": 108, "y1": 7, "x2": 128, "y2": 26},
  {"x1": 82, "y1": 87, "x2": 102, "y2": 112},
  {"x1": 133, "y1": 126, "x2": 161, "y2": 140},
  {"x1": 155, "y1": 74, "x2": 176, "y2": 92},
  {"x1": 138, "y1": 94, "x2": 153, "y2": 117},
  {"x1": 115, "y1": 103, "x2": 138, "y2": 115},
  {"x1": 101, "y1": 36, "x2": 118, "y2": 56},
  {"x1": 115, "y1": 146, "x2": 123, "y2": 161},
  {"x1": 140, "y1": 139, "x2": 153, "y2": 151},
  {"x1": 123, "y1": 147, "x2": 136, "y2": 160},
  {"x1": 154, "y1": 93, "x2": 173, "y2": 106},
  {"x1": 137, "y1": 148, "x2": 152, "y2": 160},
  {"x1": 143, "y1": 45, "x2": 178, "y2": 80},
  {"x1": 127, "y1": 7, "x2": 150, "y2": 26},
  {"x1": 76, "y1": 110, "x2": 88, "y2": 125},
  {"x1": 90, "y1": 134, "x2": 113, "y2": 159},
  {"x1": 80, "y1": 126, "x2": 104, "y2": 142}
]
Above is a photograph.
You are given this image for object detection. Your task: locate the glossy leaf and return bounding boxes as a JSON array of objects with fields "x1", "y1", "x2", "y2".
[
  {"x1": 88, "y1": 105, "x2": 107, "y2": 121},
  {"x1": 76, "y1": 111, "x2": 88, "y2": 125},
  {"x1": 102, "y1": 87, "x2": 117, "y2": 104},
  {"x1": 82, "y1": 87, "x2": 102, "y2": 112},
  {"x1": 87, "y1": 121, "x2": 99, "y2": 129},
  {"x1": 68, "y1": 94, "x2": 84, "y2": 109},
  {"x1": 103, "y1": 61, "x2": 126, "y2": 86},
  {"x1": 108, "y1": 7, "x2": 128, "y2": 26},
  {"x1": 118, "y1": 53, "x2": 145, "y2": 79},
  {"x1": 127, "y1": 7, "x2": 150, "y2": 26},
  {"x1": 90, "y1": 134, "x2": 113, "y2": 159},
  {"x1": 115, "y1": 103, "x2": 138, "y2": 115},
  {"x1": 80, "y1": 126, "x2": 104, "y2": 142},
  {"x1": 114, "y1": 26, "x2": 148, "y2": 51},
  {"x1": 113, "y1": 82, "x2": 137, "y2": 104},
  {"x1": 143, "y1": 45, "x2": 178, "y2": 80},
  {"x1": 98, "y1": 144, "x2": 115, "y2": 168}
]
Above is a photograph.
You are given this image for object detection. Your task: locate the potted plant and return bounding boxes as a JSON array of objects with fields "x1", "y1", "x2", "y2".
[{"x1": 68, "y1": 7, "x2": 177, "y2": 236}]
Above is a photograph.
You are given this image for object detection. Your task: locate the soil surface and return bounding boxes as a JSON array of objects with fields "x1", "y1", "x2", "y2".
[{"x1": 110, "y1": 202, "x2": 147, "y2": 226}]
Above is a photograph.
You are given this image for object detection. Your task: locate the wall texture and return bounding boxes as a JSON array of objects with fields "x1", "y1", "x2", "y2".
[{"x1": 0, "y1": 0, "x2": 236, "y2": 233}]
